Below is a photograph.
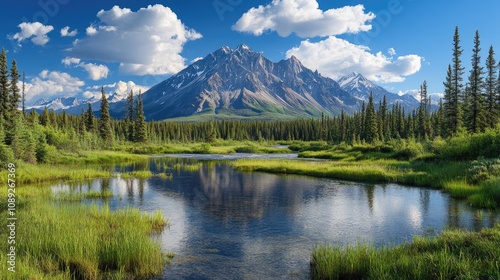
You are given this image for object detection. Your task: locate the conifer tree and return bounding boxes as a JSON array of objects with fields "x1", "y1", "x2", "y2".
[
  {"x1": 40, "y1": 107, "x2": 50, "y2": 126},
  {"x1": 98, "y1": 87, "x2": 113, "y2": 146},
  {"x1": 365, "y1": 92, "x2": 378, "y2": 143},
  {"x1": 417, "y1": 81, "x2": 431, "y2": 139},
  {"x1": 466, "y1": 31, "x2": 485, "y2": 133},
  {"x1": 0, "y1": 48, "x2": 9, "y2": 122},
  {"x1": 125, "y1": 89, "x2": 135, "y2": 141},
  {"x1": 9, "y1": 60, "x2": 20, "y2": 116},
  {"x1": 485, "y1": 45, "x2": 498, "y2": 128},
  {"x1": 86, "y1": 102, "x2": 94, "y2": 131},
  {"x1": 447, "y1": 26, "x2": 465, "y2": 134},
  {"x1": 135, "y1": 91, "x2": 147, "y2": 142}
]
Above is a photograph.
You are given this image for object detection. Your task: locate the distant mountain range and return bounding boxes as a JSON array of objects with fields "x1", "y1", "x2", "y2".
[{"x1": 27, "y1": 44, "x2": 421, "y2": 120}]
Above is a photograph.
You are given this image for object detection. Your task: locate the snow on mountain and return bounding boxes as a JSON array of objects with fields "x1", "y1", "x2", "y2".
[{"x1": 337, "y1": 72, "x2": 421, "y2": 112}]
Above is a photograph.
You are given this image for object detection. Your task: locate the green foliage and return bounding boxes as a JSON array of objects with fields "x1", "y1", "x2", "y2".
[
  {"x1": 0, "y1": 143, "x2": 14, "y2": 169},
  {"x1": 0, "y1": 187, "x2": 168, "y2": 279},
  {"x1": 134, "y1": 91, "x2": 147, "y2": 143},
  {"x1": 311, "y1": 224, "x2": 500, "y2": 280},
  {"x1": 465, "y1": 158, "x2": 500, "y2": 184},
  {"x1": 98, "y1": 87, "x2": 113, "y2": 147}
]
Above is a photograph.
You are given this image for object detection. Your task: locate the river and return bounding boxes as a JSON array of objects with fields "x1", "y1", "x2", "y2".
[{"x1": 52, "y1": 154, "x2": 500, "y2": 279}]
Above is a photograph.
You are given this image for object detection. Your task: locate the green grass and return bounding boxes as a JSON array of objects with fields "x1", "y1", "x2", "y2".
[
  {"x1": 120, "y1": 170, "x2": 154, "y2": 179},
  {"x1": 232, "y1": 159, "x2": 398, "y2": 183},
  {"x1": 0, "y1": 186, "x2": 168, "y2": 279},
  {"x1": 311, "y1": 224, "x2": 500, "y2": 280},
  {"x1": 0, "y1": 163, "x2": 112, "y2": 185},
  {"x1": 55, "y1": 190, "x2": 114, "y2": 201}
]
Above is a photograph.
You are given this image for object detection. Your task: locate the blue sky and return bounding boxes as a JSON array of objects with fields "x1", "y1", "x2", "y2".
[{"x1": 1, "y1": 0, "x2": 499, "y2": 105}]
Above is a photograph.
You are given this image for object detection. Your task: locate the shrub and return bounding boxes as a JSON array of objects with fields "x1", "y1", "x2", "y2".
[
  {"x1": 465, "y1": 158, "x2": 500, "y2": 184},
  {"x1": 0, "y1": 143, "x2": 14, "y2": 169}
]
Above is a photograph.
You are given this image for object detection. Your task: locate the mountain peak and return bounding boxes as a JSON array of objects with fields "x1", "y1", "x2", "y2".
[{"x1": 236, "y1": 43, "x2": 250, "y2": 50}]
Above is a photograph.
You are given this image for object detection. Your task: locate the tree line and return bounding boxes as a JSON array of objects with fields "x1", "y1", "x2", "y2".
[{"x1": 1, "y1": 26, "x2": 499, "y2": 165}]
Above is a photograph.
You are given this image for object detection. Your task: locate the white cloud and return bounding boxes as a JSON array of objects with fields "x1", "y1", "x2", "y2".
[
  {"x1": 24, "y1": 70, "x2": 84, "y2": 102},
  {"x1": 83, "y1": 80, "x2": 149, "y2": 100},
  {"x1": 232, "y1": 1, "x2": 374, "y2": 37},
  {"x1": 60, "y1": 26, "x2": 78, "y2": 37},
  {"x1": 12, "y1": 22, "x2": 54, "y2": 46},
  {"x1": 79, "y1": 63, "x2": 109, "y2": 81},
  {"x1": 61, "y1": 57, "x2": 81, "y2": 66},
  {"x1": 61, "y1": 57, "x2": 109, "y2": 80},
  {"x1": 69, "y1": 4, "x2": 202, "y2": 75},
  {"x1": 86, "y1": 25, "x2": 98, "y2": 36},
  {"x1": 388, "y1": 47, "x2": 396, "y2": 56},
  {"x1": 286, "y1": 36, "x2": 422, "y2": 83}
]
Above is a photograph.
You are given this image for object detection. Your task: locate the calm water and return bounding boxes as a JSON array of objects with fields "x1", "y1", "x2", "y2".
[{"x1": 53, "y1": 155, "x2": 499, "y2": 279}]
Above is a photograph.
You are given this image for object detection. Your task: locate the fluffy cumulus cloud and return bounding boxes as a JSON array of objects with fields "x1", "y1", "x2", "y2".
[
  {"x1": 61, "y1": 57, "x2": 109, "y2": 80},
  {"x1": 286, "y1": 36, "x2": 422, "y2": 83},
  {"x1": 79, "y1": 63, "x2": 109, "y2": 81},
  {"x1": 12, "y1": 22, "x2": 54, "y2": 46},
  {"x1": 61, "y1": 57, "x2": 81, "y2": 66},
  {"x1": 60, "y1": 26, "x2": 78, "y2": 37},
  {"x1": 24, "y1": 70, "x2": 84, "y2": 102},
  {"x1": 69, "y1": 4, "x2": 202, "y2": 75},
  {"x1": 232, "y1": 0, "x2": 374, "y2": 37},
  {"x1": 82, "y1": 81, "x2": 149, "y2": 100}
]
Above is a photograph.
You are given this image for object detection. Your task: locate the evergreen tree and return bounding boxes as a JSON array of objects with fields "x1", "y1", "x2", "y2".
[
  {"x1": 417, "y1": 81, "x2": 431, "y2": 139},
  {"x1": 40, "y1": 107, "x2": 50, "y2": 126},
  {"x1": 365, "y1": 92, "x2": 378, "y2": 143},
  {"x1": 22, "y1": 72, "x2": 25, "y2": 116},
  {"x1": 466, "y1": 31, "x2": 485, "y2": 133},
  {"x1": 86, "y1": 102, "x2": 94, "y2": 131},
  {"x1": 125, "y1": 89, "x2": 135, "y2": 141},
  {"x1": 0, "y1": 48, "x2": 9, "y2": 122},
  {"x1": 135, "y1": 91, "x2": 147, "y2": 142},
  {"x1": 449, "y1": 26, "x2": 465, "y2": 134},
  {"x1": 98, "y1": 87, "x2": 113, "y2": 146},
  {"x1": 9, "y1": 60, "x2": 20, "y2": 116},
  {"x1": 485, "y1": 45, "x2": 498, "y2": 128},
  {"x1": 380, "y1": 95, "x2": 388, "y2": 141}
]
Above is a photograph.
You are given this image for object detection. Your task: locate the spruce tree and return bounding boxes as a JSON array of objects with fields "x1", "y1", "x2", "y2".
[
  {"x1": 466, "y1": 31, "x2": 485, "y2": 133},
  {"x1": 40, "y1": 107, "x2": 50, "y2": 126},
  {"x1": 86, "y1": 102, "x2": 94, "y2": 131},
  {"x1": 135, "y1": 91, "x2": 147, "y2": 143},
  {"x1": 365, "y1": 92, "x2": 378, "y2": 143},
  {"x1": 125, "y1": 89, "x2": 135, "y2": 141},
  {"x1": 0, "y1": 48, "x2": 9, "y2": 122},
  {"x1": 485, "y1": 45, "x2": 498, "y2": 128},
  {"x1": 417, "y1": 81, "x2": 431, "y2": 139},
  {"x1": 98, "y1": 87, "x2": 113, "y2": 146},
  {"x1": 449, "y1": 26, "x2": 465, "y2": 134}
]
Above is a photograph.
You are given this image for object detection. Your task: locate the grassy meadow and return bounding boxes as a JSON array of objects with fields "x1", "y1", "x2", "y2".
[{"x1": 311, "y1": 224, "x2": 500, "y2": 280}]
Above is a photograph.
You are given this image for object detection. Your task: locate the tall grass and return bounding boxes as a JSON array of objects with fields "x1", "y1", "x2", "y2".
[
  {"x1": 0, "y1": 187, "x2": 168, "y2": 279},
  {"x1": 311, "y1": 224, "x2": 500, "y2": 279}
]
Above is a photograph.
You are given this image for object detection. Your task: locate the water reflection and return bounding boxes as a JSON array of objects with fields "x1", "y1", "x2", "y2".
[{"x1": 52, "y1": 157, "x2": 500, "y2": 279}]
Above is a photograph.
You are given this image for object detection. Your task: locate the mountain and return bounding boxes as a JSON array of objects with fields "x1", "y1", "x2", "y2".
[
  {"x1": 338, "y1": 72, "x2": 420, "y2": 112},
  {"x1": 28, "y1": 97, "x2": 88, "y2": 111},
  {"x1": 112, "y1": 44, "x2": 359, "y2": 121},
  {"x1": 27, "y1": 93, "x2": 128, "y2": 116},
  {"x1": 28, "y1": 45, "x2": 425, "y2": 120}
]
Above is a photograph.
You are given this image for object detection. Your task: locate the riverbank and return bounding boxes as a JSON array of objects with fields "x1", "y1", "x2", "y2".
[
  {"x1": 232, "y1": 140, "x2": 500, "y2": 209},
  {"x1": 311, "y1": 224, "x2": 500, "y2": 279},
  {"x1": 0, "y1": 186, "x2": 170, "y2": 279}
]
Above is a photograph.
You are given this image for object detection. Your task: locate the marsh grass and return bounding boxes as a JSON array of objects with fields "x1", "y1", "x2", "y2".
[
  {"x1": 173, "y1": 162, "x2": 203, "y2": 172},
  {"x1": 120, "y1": 170, "x2": 154, "y2": 179},
  {"x1": 311, "y1": 224, "x2": 500, "y2": 280},
  {"x1": 0, "y1": 163, "x2": 112, "y2": 185},
  {"x1": 0, "y1": 186, "x2": 168, "y2": 279},
  {"x1": 232, "y1": 159, "x2": 398, "y2": 183}
]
